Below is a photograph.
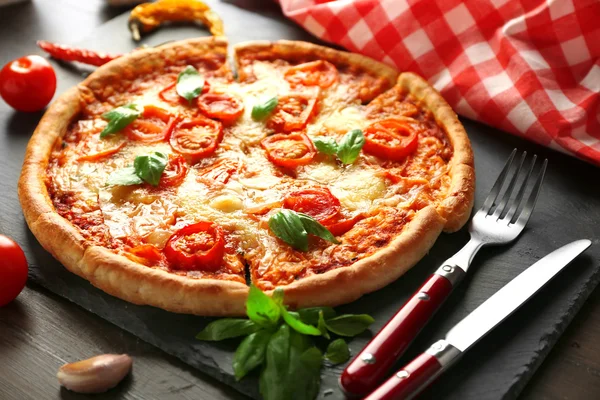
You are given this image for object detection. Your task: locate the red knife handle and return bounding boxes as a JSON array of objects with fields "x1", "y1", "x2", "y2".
[
  {"x1": 340, "y1": 269, "x2": 464, "y2": 397},
  {"x1": 364, "y1": 340, "x2": 462, "y2": 400}
]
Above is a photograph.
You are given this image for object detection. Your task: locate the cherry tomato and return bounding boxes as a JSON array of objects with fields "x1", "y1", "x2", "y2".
[
  {"x1": 159, "y1": 154, "x2": 189, "y2": 188},
  {"x1": 261, "y1": 132, "x2": 316, "y2": 168},
  {"x1": 158, "y1": 80, "x2": 210, "y2": 105},
  {"x1": 77, "y1": 142, "x2": 125, "y2": 162},
  {"x1": 283, "y1": 187, "x2": 341, "y2": 225},
  {"x1": 267, "y1": 88, "x2": 319, "y2": 133},
  {"x1": 284, "y1": 60, "x2": 338, "y2": 89},
  {"x1": 326, "y1": 213, "x2": 365, "y2": 236},
  {"x1": 125, "y1": 105, "x2": 176, "y2": 142},
  {"x1": 363, "y1": 118, "x2": 420, "y2": 161},
  {"x1": 199, "y1": 159, "x2": 239, "y2": 184},
  {"x1": 0, "y1": 235, "x2": 28, "y2": 306},
  {"x1": 169, "y1": 116, "x2": 223, "y2": 161},
  {"x1": 0, "y1": 55, "x2": 56, "y2": 112},
  {"x1": 197, "y1": 93, "x2": 244, "y2": 124},
  {"x1": 164, "y1": 222, "x2": 225, "y2": 271}
]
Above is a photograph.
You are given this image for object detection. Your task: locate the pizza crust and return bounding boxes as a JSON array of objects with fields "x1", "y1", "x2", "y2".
[{"x1": 19, "y1": 37, "x2": 474, "y2": 316}]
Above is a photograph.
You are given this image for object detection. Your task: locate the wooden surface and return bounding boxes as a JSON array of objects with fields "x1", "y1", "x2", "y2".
[{"x1": 0, "y1": 1, "x2": 599, "y2": 399}]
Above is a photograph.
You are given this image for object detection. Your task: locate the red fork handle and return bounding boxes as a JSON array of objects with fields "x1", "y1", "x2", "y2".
[
  {"x1": 340, "y1": 269, "x2": 464, "y2": 397},
  {"x1": 364, "y1": 340, "x2": 462, "y2": 400}
]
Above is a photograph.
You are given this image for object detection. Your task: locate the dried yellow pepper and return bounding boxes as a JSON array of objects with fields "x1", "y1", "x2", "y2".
[{"x1": 128, "y1": 0, "x2": 225, "y2": 41}]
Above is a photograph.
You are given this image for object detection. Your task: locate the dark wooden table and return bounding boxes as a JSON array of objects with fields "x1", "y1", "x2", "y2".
[{"x1": 0, "y1": 1, "x2": 599, "y2": 399}]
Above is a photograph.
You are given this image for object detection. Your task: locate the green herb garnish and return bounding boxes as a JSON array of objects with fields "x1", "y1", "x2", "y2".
[
  {"x1": 268, "y1": 209, "x2": 339, "y2": 252},
  {"x1": 107, "y1": 151, "x2": 168, "y2": 187},
  {"x1": 313, "y1": 129, "x2": 365, "y2": 164},
  {"x1": 100, "y1": 103, "x2": 143, "y2": 138},
  {"x1": 176, "y1": 65, "x2": 205, "y2": 102},
  {"x1": 252, "y1": 96, "x2": 278, "y2": 120},
  {"x1": 196, "y1": 286, "x2": 375, "y2": 399}
]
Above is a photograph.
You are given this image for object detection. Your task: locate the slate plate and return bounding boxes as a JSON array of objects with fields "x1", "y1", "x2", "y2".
[{"x1": 4, "y1": 2, "x2": 600, "y2": 399}]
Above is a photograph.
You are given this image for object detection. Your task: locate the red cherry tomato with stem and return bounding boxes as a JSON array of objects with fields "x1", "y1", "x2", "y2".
[
  {"x1": 0, "y1": 55, "x2": 56, "y2": 112},
  {"x1": 0, "y1": 235, "x2": 28, "y2": 306}
]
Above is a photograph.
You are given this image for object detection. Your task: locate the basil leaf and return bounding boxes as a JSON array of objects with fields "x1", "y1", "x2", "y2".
[
  {"x1": 233, "y1": 329, "x2": 273, "y2": 380},
  {"x1": 252, "y1": 96, "x2": 278, "y2": 121},
  {"x1": 313, "y1": 137, "x2": 338, "y2": 155},
  {"x1": 325, "y1": 314, "x2": 375, "y2": 337},
  {"x1": 269, "y1": 210, "x2": 339, "y2": 251},
  {"x1": 280, "y1": 305, "x2": 322, "y2": 336},
  {"x1": 259, "y1": 325, "x2": 322, "y2": 400},
  {"x1": 297, "y1": 213, "x2": 340, "y2": 245},
  {"x1": 176, "y1": 65, "x2": 205, "y2": 102},
  {"x1": 247, "y1": 285, "x2": 281, "y2": 327},
  {"x1": 272, "y1": 288, "x2": 285, "y2": 305},
  {"x1": 297, "y1": 307, "x2": 336, "y2": 325},
  {"x1": 133, "y1": 151, "x2": 168, "y2": 186},
  {"x1": 297, "y1": 346, "x2": 323, "y2": 400},
  {"x1": 100, "y1": 104, "x2": 142, "y2": 138},
  {"x1": 317, "y1": 311, "x2": 330, "y2": 339},
  {"x1": 325, "y1": 338, "x2": 350, "y2": 364},
  {"x1": 337, "y1": 129, "x2": 365, "y2": 164},
  {"x1": 106, "y1": 166, "x2": 143, "y2": 186},
  {"x1": 196, "y1": 319, "x2": 260, "y2": 341},
  {"x1": 260, "y1": 324, "x2": 293, "y2": 400},
  {"x1": 268, "y1": 209, "x2": 309, "y2": 251}
]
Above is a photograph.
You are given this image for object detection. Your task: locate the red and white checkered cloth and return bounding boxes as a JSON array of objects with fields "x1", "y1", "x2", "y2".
[{"x1": 278, "y1": 0, "x2": 600, "y2": 166}]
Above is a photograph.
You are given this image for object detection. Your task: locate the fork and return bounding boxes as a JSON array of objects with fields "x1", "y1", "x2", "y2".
[{"x1": 340, "y1": 149, "x2": 548, "y2": 397}]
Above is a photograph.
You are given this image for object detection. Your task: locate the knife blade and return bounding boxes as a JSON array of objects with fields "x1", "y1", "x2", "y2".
[{"x1": 363, "y1": 239, "x2": 592, "y2": 400}]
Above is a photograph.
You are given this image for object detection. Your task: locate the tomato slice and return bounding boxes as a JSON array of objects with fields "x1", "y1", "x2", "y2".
[
  {"x1": 363, "y1": 118, "x2": 420, "y2": 161},
  {"x1": 77, "y1": 142, "x2": 125, "y2": 162},
  {"x1": 158, "y1": 80, "x2": 210, "y2": 105},
  {"x1": 159, "y1": 154, "x2": 189, "y2": 188},
  {"x1": 129, "y1": 244, "x2": 164, "y2": 266},
  {"x1": 284, "y1": 60, "x2": 338, "y2": 89},
  {"x1": 199, "y1": 159, "x2": 239, "y2": 184},
  {"x1": 283, "y1": 187, "x2": 341, "y2": 225},
  {"x1": 267, "y1": 89, "x2": 319, "y2": 133},
  {"x1": 197, "y1": 93, "x2": 244, "y2": 124},
  {"x1": 164, "y1": 222, "x2": 225, "y2": 271},
  {"x1": 169, "y1": 116, "x2": 224, "y2": 161},
  {"x1": 325, "y1": 213, "x2": 365, "y2": 236},
  {"x1": 125, "y1": 105, "x2": 175, "y2": 143},
  {"x1": 261, "y1": 132, "x2": 316, "y2": 168}
]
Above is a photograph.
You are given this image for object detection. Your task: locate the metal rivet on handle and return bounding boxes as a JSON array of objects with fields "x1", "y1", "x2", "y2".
[
  {"x1": 396, "y1": 370, "x2": 410, "y2": 379},
  {"x1": 417, "y1": 292, "x2": 430, "y2": 301},
  {"x1": 442, "y1": 265, "x2": 453, "y2": 273},
  {"x1": 361, "y1": 353, "x2": 376, "y2": 364}
]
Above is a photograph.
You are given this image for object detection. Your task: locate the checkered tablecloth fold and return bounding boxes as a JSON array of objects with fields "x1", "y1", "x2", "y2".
[{"x1": 279, "y1": 0, "x2": 600, "y2": 165}]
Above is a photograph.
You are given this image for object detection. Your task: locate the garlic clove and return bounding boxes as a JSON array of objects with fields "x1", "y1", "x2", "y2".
[{"x1": 57, "y1": 354, "x2": 133, "y2": 394}]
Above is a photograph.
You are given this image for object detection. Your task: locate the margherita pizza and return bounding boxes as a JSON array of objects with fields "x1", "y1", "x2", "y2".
[{"x1": 18, "y1": 38, "x2": 474, "y2": 316}]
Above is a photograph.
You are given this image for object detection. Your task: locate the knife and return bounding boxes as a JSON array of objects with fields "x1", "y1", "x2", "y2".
[{"x1": 360, "y1": 239, "x2": 592, "y2": 400}]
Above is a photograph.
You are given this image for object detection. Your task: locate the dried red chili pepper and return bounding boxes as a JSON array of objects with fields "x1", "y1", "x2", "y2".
[{"x1": 37, "y1": 41, "x2": 123, "y2": 67}]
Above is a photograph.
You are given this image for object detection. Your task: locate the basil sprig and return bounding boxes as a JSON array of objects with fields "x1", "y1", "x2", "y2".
[
  {"x1": 176, "y1": 65, "x2": 205, "y2": 102},
  {"x1": 100, "y1": 103, "x2": 143, "y2": 138},
  {"x1": 313, "y1": 129, "x2": 365, "y2": 165},
  {"x1": 107, "y1": 152, "x2": 168, "y2": 187},
  {"x1": 196, "y1": 286, "x2": 375, "y2": 400},
  {"x1": 252, "y1": 96, "x2": 278, "y2": 121},
  {"x1": 268, "y1": 209, "x2": 339, "y2": 252}
]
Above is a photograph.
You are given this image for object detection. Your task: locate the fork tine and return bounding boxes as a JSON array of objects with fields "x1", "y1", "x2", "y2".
[
  {"x1": 492, "y1": 151, "x2": 526, "y2": 218},
  {"x1": 481, "y1": 148, "x2": 517, "y2": 214},
  {"x1": 503, "y1": 154, "x2": 537, "y2": 222},
  {"x1": 512, "y1": 158, "x2": 548, "y2": 227}
]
